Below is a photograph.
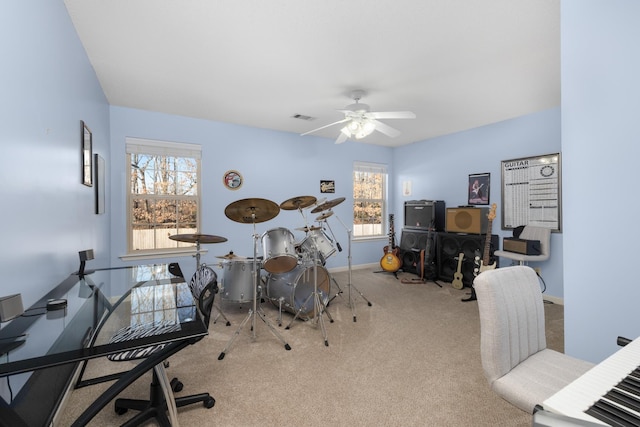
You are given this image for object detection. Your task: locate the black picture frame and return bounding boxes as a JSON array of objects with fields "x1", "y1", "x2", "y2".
[
  {"x1": 468, "y1": 173, "x2": 490, "y2": 205},
  {"x1": 81, "y1": 121, "x2": 93, "y2": 187},
  {"x1": 94, "y1": 154, "x2": 105, "y2": 214}
]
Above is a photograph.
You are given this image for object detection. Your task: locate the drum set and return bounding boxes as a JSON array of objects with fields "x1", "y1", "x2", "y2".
[{"x1": 170, "y1": 194, "x2": 369, "y2": 357}]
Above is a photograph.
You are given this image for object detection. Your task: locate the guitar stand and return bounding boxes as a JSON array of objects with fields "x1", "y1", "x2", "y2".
[{"x1": 461, "y1": 287, "x2": 477, "y2": 302}]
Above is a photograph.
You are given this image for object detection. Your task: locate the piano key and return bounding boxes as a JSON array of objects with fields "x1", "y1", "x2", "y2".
[{"x1": 586, "y1": 399, "x2": 640, "y2": 427}]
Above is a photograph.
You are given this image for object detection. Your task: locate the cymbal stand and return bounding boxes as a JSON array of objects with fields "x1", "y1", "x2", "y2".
[
  {"x1": 284, "y1": 241, "x2": 332, "y2": 346},
  {"x1": 320, "y1": 219, "x2": 345, "y2": 303},
  {"x1": 218, "y1": 220, "x2": 291, "y2": 360},
  {"x1": 193, "y1": 239, "x2": 230, "y2": 327},
  {"x1": 332, "y1": 213, "x2": 372, "y2": 322}
]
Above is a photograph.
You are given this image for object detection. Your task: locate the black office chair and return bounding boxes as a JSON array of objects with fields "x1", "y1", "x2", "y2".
[{"x1": 107, "y1": 264, "x2": 218, "y2": 426}]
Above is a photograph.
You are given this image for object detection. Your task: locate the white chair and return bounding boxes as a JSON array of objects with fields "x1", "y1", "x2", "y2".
[
  {"x1": 494, "y1": 225, "x2": 551, "y2": 265},
  {"x1": 474, "y1": 266, "x2": 594, "y2": 413}
]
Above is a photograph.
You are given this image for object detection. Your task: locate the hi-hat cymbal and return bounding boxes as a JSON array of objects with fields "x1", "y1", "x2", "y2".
[
  {"x1": 280, "y1": 195, "x2": 317, "y2": 210},
  {"x1": 295, "y1": 225, "x2": 322, "y2": 232},
  {"x1": 215, "y1": 251, "x2": 246, "y2": 260},
  {"x1": 225, "y1": 198, "x2": 280, "y2": 223},
  {"x1": 169, "y1": 233, "x2": 228, "y2": 244},
  {"x1": 316, "y1": 211, "x2": 333, "y2": 221},
  {"x1": 311, "y1": 197, "x2": 346, "y2": 213}
]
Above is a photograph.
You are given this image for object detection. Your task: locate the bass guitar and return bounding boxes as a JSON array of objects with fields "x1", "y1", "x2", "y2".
[
  {"x1": 464, "y1": 203, "x2": 498, "y2": 302},
  {"x1": 477, "y1": 203, "x2": 497, "y2": 274},
  {"x1": 380, "y1": 214, "x2": 402, "y2": 272}
]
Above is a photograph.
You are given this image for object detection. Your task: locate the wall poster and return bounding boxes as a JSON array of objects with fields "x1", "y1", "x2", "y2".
[{"x1": 501, "y1": 153, "x2": 561, "y2": 232}]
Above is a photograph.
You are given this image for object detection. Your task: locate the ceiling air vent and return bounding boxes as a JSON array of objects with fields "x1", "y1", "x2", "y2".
[{"x1": 292, "y1": 114, "x2": 315, "y2": 121}]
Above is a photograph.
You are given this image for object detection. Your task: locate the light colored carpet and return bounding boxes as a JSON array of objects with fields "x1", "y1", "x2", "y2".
[{"x1": 57, "y1": 266, "x2": 564, "y2": 426}]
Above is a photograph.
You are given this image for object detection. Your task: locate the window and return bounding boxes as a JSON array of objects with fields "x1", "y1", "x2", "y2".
[
  {"x1": 126, "y1": 138, "x2": 201, "y2": 256},
  {"x1": 353, "y1": 161, "x2": 387, "y2": 238}
]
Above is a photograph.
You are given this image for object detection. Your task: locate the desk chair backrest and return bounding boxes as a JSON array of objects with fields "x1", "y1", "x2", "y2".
[
  {"x1": 518, "y1": 226, "x2": 551, "y2": 258},
  {"x1": 474, "y1": 265, "x2": 546, "y2": 384},
  {"x1": 189, "y1": 264, "x2": 218, "y2": 328}
]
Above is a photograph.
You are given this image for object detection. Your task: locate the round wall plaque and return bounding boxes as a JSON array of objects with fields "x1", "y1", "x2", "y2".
[{"x1": 223, "y1": 170, "x2": 243, "y2": 190}]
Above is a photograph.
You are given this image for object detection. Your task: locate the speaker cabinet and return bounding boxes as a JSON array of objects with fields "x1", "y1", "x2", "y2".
[
  {"x1": 436, "y1": 232, "x2": 499, "y2": 287},
  {"x1": 400, "y1": 228, "x2": 437, "y2": 279},
  {"x1": 445, "y1": 207, "x2": 489, "y2": 234},
  {"x1": 404, "y1": 200, "x2": 445, "y2": 231}
]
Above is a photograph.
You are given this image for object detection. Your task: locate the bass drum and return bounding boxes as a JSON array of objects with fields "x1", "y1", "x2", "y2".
[{"x1": 266, "y1": 264, "x2": 330, "y2": 318}]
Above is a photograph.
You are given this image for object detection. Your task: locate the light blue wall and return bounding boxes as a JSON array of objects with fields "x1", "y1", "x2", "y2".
[
  {"x1": 394, "y1": 108, "x2": 563, "y2": 298},
  {"x1": 562, "y1": 0, "x2": 640, "y2": 362},
  {"x1": 108, "y1": 106, "x2": 393, "y2": 276},
  {"x1": 0, "y1": 1, "x2": 110, "y2": 307},
  {"x1": 3, "y1": 0, "x2": 634, "y2": 370}
]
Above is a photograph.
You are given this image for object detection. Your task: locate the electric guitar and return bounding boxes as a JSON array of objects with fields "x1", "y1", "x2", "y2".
[
  {"x1": 380, "y1": 214, "x2": 402, "y2": 272},
  {"x1": 451, "y1": 253, "x2": 465, "y2": 290},
  {"x1": 477, "y1": 203, "x2": 497, "y2": 274}
]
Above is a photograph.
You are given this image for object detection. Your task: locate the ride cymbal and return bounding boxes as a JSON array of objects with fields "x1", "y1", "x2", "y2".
[
  {"x1": 225, "y1": 198, "x2": 280, "y2": 223},
  {"x1": 169, "y1": 233, "x2": 228, "y2": 244},
  {"x1": 280, "y1": 195, "x2": 317, "y2": 210},
  {"x1": 311, "y1": 197, "x2": 346, "y2": 213}
]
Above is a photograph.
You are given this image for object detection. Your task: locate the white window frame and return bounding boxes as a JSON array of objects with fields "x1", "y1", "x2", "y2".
[
  {"x1": 353, "y1": 161, "x2": 388, "y2": 240},
  {"x1": 124, "y1": 137, "x2": 202, "y2": 259}
]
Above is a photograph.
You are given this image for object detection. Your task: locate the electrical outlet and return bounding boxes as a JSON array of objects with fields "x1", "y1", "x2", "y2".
[{"x1": 534, "y1": 267, "x2": 541, "y2": 276}]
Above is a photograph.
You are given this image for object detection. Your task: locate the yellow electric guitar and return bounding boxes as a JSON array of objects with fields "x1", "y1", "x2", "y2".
[
  {"x1": 451, "y1": 253, "x2": 465, "y2": 290},
  {"x1": 380, "y1": 214, "x2": 402, "y2": 272}
]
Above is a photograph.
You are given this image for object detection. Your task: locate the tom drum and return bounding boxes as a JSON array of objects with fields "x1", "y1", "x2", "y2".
[
  {"x1": 299, "y1": 228, "x2": 336, "y2": 264},
  {"x1": 261, "y1": 227, "x2": 298, "y2": 274},
  {"x1": 220, "y1": 259, "x2": 260, "y2": 303}
]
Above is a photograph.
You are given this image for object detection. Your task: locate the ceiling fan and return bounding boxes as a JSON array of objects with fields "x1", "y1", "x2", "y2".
[{"x1": 301, "y1": 90, "x2": 416, "y2": 144}]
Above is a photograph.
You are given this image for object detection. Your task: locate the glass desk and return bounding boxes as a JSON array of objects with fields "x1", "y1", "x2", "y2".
[{"x1": 0, "y1": 264, "x2": 207, "y2": 427}]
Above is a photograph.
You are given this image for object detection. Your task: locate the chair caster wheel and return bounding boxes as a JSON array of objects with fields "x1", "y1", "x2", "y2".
[
  {"x1": 170, "y1": 378, "x2": 183, "y2": 392},
  {"x1": 114, "y1": 405, "x2": 128, "y2": 415},
  {"x1": 204, "y1": 396, "x2": 215, "y2": 408}
]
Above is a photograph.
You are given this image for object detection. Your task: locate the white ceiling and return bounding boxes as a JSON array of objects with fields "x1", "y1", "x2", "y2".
[{"x1": 63, "y1": 0, "x2": 560, "y2": 148}]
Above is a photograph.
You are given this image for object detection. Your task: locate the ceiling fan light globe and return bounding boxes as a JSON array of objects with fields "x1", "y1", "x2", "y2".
[{"x1": 340, "y1": 126, "x2": 351, "y2": 137}]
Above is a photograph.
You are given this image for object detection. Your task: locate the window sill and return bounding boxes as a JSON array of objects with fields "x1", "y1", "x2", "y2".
[{"x1": 119, "y1": 247, "x2": 207, "y2": 262}]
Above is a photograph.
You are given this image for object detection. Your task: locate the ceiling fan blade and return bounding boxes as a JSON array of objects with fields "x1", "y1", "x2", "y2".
[
  {"x1": 371, "y1": 119, "x2": 401, "y2": 138},
  {"x1": 335, "y1": 132, "x2": 349, "y2": 144},
  {"x1": 368, "y1": 111, "x2": 416, "y2": 120},
  {"x1": 301, "y1": 118, "x2": 350, "y2": 136}
]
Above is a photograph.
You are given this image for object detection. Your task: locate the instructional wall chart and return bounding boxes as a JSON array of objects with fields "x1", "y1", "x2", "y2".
[{"x1": 501, "y1": 153, "x2": 561, "y2": 232}]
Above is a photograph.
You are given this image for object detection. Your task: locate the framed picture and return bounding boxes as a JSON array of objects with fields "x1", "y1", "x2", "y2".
[
  {"x1": 468, "y1": 173, "x2": 490, "y2": 205},
  {"x1": 501, "y1": 153, "x2": 561, "y2": 232},
  {"x1": 81, "y1": 121, "x2": 93, "y2": 187},
  {"x1": 94, "y1": 154, "x2": 105, "y2": 214},
  {"x1": 320, "y1": 180, "x2": 335, "y2": 193}
]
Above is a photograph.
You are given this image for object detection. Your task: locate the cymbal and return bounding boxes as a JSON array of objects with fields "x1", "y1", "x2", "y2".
[
  {"x1": 280, "y1": 195, "x2": 317, "y2": 210},
  {"x1": 215, "y1": 251, "x2": 246, "y2": 260},
  {"x1": 311, "y1": 197, "x2": 346, "y2": 213},
  {"x1": 225, "y1": 198, "x2": 280, "y2": 224},
  {"x1": 316, "y1": 211, "x2": 333, "y2": 221},
  {"x1": 295, "y1": 225, "x2": 322, "y2": 232},
  {"x1": 169, "y1": 233, "x2": 228, "y2": 244},
  {"x1": 307, "y1": 197, "x2": 326, "y2": 209}
]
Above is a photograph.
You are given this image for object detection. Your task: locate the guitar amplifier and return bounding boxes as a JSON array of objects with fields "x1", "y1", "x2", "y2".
[{"x1": 503, "y1": 238, "x2": 541, "y2": 255}]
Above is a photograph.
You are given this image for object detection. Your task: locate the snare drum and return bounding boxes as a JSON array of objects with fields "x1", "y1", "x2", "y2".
[
  {"x1": 261, "y1": 227, "x2": 298, "y2": 274},
  {"x1": 299, "y1": 228, "x2": 336, "y2": 264},
  {"x1": 219, "y1": 259, "x2": 260, "y2": 303},
  {"x1": 266, "y1": 264, "x2": 330, "y2": 318}
]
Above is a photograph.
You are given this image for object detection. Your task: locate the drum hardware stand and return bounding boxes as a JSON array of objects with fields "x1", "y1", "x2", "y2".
[
  {"x1": 218, "y1": 220, "x2": 291, "y2": 360},
  {"x1": 284, "y1": 243, "x2": 333, "y2": 346},
  {"x1": 331, "y1": 213, "x2": 372, "y2": 322},
  {"x1": 321, "y1": 219, "x2": 346, "y2": 304}
]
